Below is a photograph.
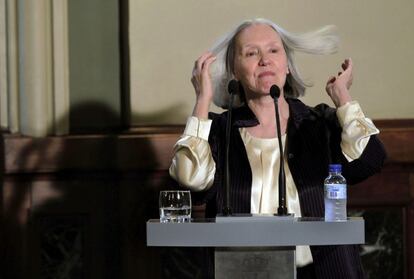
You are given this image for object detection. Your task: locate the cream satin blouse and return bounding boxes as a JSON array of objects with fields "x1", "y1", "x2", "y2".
[{"x1": 169, "y1": 101, "x2": 379, "y2": 267}]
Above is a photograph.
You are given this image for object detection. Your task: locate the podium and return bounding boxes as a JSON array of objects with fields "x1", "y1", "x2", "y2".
[{"x1": 147, "y1": 216, "x2": 364, "y2": 278}]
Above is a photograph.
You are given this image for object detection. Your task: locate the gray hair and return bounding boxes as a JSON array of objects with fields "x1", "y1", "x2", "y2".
[{"x1": 209, "y1": 18, "x2": 339, "y2": 109}]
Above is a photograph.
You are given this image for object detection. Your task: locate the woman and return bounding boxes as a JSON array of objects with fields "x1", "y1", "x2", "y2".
[{"x1": 169, "y1": 18, "x2": 386, "y2": 279}]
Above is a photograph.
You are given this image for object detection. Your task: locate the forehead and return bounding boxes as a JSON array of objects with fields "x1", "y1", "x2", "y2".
[{"x1": 235, "y1": 24, "x2": 282, "y2": 47}]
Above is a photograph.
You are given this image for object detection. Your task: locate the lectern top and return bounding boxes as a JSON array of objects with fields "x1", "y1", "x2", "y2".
[{"x1": 146, "y1": 217, "x2": 364, "y2": 247}]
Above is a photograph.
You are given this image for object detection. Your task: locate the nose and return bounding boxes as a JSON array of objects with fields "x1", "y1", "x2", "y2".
[{"x1": 258, "y1": 53, "x2": 270, "y2": 66}]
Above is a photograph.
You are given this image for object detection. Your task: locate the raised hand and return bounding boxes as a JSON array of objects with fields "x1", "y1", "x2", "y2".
[
  {"x1": 325, "y1": 58, "x2": 353, "y2": 108},
  {"x1": 191, "y1": 52, "x2": 216, "y2": 118}
]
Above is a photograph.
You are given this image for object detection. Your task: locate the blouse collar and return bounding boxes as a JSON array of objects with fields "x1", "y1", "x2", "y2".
[{"x1": 231, "y1": 97, "x2": 311, "y2": 129}]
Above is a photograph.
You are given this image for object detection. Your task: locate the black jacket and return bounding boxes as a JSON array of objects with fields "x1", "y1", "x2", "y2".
[{"x1": 197, "y1": 98, "x2": 386, "y2": 279}]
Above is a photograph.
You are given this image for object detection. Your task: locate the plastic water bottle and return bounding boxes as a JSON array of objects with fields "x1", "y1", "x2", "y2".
[{"x1": 324, "y1": 164, "x2": 347, "y2": 221}]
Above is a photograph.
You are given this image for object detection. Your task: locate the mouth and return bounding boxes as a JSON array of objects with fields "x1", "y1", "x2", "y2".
[{"x1": 258, "y1": 71, "x2": 275, "y2": 78}]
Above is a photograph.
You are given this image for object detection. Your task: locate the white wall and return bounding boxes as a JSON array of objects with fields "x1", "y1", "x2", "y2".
[{"x1": 130, "y1": 0, "x2": 414, "y2": 124}]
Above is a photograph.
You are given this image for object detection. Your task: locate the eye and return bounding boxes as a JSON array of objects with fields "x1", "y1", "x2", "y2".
[
  {"x1": 270, "y1": 48, "x2": 278, "y2": 53},
  {"x1": 245, "y1": 50, "x2": 258, "y2": 57}
]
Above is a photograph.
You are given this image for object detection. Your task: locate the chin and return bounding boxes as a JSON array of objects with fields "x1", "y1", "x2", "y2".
[
  {"x1": 261, "y1": 85, "x2": 273, "y2": 94},
  {"x1": 247, "y1": 84, "x2": 277, "y2": 97},
  {"x1": 262, "y1": 80, "x2": 279, "y2": 89}
]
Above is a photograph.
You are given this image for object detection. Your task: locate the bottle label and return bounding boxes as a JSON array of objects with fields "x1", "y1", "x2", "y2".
[{"x1": 325, "y1": 184, "x2": 347, "y2": 199}]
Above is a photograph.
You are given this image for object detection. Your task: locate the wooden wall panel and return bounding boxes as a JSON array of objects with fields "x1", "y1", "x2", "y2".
[{"x1": 1, "y1": 119, "x2": 413, "y2": 278}]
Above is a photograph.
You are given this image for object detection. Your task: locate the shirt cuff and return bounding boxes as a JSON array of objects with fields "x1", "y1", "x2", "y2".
[
  {"x1": 337, "y1": 101, "x2": 380, "y2": 161},
  {"x1": 336, "y1": 101, "x2": 365, "y2": 127},
  {"x1": 183, "y1": 116, "x2": 212, "y2": 141}
]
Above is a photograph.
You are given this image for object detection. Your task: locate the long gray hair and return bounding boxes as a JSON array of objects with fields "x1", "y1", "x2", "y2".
[{"x1": 209, "y1": 18, "x2": 339, "y2": 108}]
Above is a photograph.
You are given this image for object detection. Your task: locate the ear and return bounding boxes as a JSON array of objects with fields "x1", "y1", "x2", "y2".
[{"x1": 286, "y1": 67, "x2": 290, "y2": 74}]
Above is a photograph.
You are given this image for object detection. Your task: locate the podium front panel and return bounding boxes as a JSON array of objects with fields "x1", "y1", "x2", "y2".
[{"x1": 215, "y1": 247, "x2": 295, "y2": 279}]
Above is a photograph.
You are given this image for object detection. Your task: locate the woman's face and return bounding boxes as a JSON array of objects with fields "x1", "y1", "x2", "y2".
[{"x1": 233, "y1": 24, "x2": 289, "y2": 98}]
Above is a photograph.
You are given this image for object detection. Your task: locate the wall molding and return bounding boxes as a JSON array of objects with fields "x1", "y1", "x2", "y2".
[{"x1": 2, "y1": 119, "x2": 413, "y2": 174}]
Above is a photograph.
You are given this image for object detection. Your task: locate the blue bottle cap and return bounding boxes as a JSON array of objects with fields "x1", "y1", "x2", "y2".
[{"x1": 329, "y1": 164, "x2": 342, "y2": 172}]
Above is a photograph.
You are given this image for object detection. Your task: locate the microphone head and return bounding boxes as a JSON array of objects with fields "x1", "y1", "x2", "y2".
[
  {"x1": 270, "y1": 85, "x2": 280, "y2": 99},
  {"x1": 227, "y1": 79, "x2": 239, "y2": 95}
]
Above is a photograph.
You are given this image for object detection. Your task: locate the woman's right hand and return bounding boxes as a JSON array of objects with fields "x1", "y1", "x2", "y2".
[{"x1": 191, "y1": 52, "x2": 216, "y2": 118}]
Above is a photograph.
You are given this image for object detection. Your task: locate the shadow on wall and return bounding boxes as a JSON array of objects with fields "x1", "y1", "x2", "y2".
[
  {"x1": 1, "y1": 101, "x2": 181, "y2": 279},
  {"x1": 70, "y1": 101, "x2": 123, "y2": 133}
]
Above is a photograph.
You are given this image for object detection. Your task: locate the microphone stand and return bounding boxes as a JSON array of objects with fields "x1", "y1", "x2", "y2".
[
  {"x1": 217, "y1": 84, "x2": 291, "y2": 221},
  {"x1": 270, "y1": 85, "x2": 288, "y2": 216},
  {"x1": 222, "y1": 80, "x2": 238, "y2": 216}
]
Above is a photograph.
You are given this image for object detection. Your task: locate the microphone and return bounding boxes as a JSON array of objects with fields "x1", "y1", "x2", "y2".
[
  {"x1": 228, "y1": 79, "x2": 239, "y2": 95},
  {"x1": 222, "y1": 79, "x2": 238, "y2": 216},
  {"x1": 270, "y1": 85, "x2": 288, "y2": 216},
  {"x1": 270, "y1": 85, "x2": 280, "y2": 99}
]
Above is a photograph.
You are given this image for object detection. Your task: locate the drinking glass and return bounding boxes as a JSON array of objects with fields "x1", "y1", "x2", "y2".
[{"x1": 159, "y1": 190, "x2": 191, "y2": 223}]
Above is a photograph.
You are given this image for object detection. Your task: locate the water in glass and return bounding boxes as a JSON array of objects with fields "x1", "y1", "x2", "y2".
[{"x1": 159, "y1": 190, "x2": 191, "y2": 223}]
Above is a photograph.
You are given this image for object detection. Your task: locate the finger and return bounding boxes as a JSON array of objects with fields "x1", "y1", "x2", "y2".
[
  {"x1": 342, "y1": 58, "x2": 348, "y2": 67},
  {"x1": 196, "y1": 52, "x2": 214, "y2": 69},
  {"x1": 342, "y1": 58, "x2": 353, "y2": 71},
  {"x1": 326, "y1": 76, "x2": 336, "y2": 85},
  {"x1": 347, "y1": 58, "x2": 353, "y2": 72},
  {"x1": 196, "y1": 59, "x2": 203, "y2": 74},
  {"x1": 191, "y1": 76, "x2": 199, "y2": 91},
  {"x1": 194, "y1": 52, "x2": 210, "y2": 74},
  {"x1": 200, "y1": 53, "x2": 216, "y2": 72},
  {"x1": 192, "y1": 61, "x2": 200, "y2": 77},
  {"x1": 192, "y1": 69, "x2": 201, "y2": 84},
  {"x1": 201, "y1": 56, "x2": 217, "y2": 74},
  {"x1": 196, "y1": 51, "x2": 213, "y2": 62}
]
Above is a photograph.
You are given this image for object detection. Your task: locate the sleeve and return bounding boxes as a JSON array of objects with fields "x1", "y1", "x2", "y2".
[
  {"x1": 321, "y1": 101, "x2": 387, "y2": 185},
  {"x1": 169, "y1": 116, "x2": 216, "y2": 191},
  {"x1": 336, "y1": 101, "x2": 380, "y2": 162}
]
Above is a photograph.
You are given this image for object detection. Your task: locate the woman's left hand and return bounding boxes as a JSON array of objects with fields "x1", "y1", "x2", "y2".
[{"x1": 326, "y1": 58, "x2": 353, "y2": 107}]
